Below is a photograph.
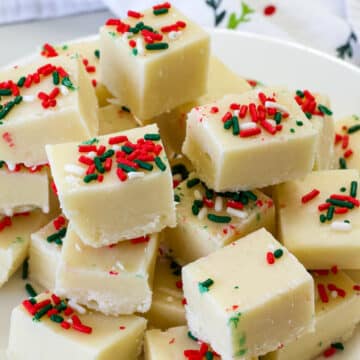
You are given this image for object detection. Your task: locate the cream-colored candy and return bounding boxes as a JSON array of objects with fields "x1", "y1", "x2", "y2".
[
  {"x1": 0, "y1": 56, "x2": 98, "y2": 166},
  {"x1": 29, "y1": 214, "x2": 67, "y2": 290},
  {"x1": 274, "y1": 169, "x2": 360, "y2": 269},
  {"x1": 164, "y1": 174, "x2": 275, "y2": 264},
  {"x1": 46, "y1": 124, "x2": 176, "y2": 247},
  {"x1": 100, "y1": 7, "x2": 210, "y2": 120},
  {"x1": 146, "y1": 256, "x2": 186, "y2": 329},
  {"x1": 7, "y1": 293, "x2": 147, "y2": 360},
  {"x1": 56, "y1": 225, "x2": 158, "y2": 315},
  {"x1": 182, "y1": 228, "x2": 315, "y2": 359},
  {"x1": 0, "y1": 165, "x2": 48, "y2": 216},
  {"x1": 182, "y1": 88, "x2": 318, "y2": 191},
  {"x1": 264, "y1": 271, "x2": 360, "y2": 360}
]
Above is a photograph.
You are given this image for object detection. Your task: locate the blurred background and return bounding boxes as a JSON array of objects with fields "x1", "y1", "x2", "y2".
[{"x1": 0, "y1": 0, "x2": 359, "y2": 66}]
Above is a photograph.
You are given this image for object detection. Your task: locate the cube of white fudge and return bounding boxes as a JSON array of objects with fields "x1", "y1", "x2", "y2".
[
  {"x1": 0, "y1": 56, "x2": 98, "y2": 166},
  {"x1": 100, "y1": 5, "x2": 210, "y2": 120},
  {"x1": 274, "y1": 169, "x2": 360, "y2": 269},
  {"x1": 29, "y1": 214, "x2": 67, "y2": 290},
  {"x1": 56, "y1": 225, "x2": 159, "y2": 315},
  {"x1": 0, "y1": 163, "x2": 49, "y2": 216},
  {"x1": 182, "y1": 88, "x2": 318, "y2": 191},
  {"x1": 264, "y1": 271, "x2": 360, "y2": 360},
  {"x1": 46, "y1": 124, "x2": 176, "y2": 247},
  {"x1": 182, "y1": 228, "x2": 315, "y2": 359},
  {"x1": 7, "y1": 292, "x2": 147, "y2": 360},
  {"x1": 164, "y1": 173, "x2": 275, "y2": 264}
]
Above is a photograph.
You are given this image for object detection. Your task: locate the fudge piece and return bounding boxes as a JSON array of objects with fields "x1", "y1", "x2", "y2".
[
  {"x1": 334, "y1": 114, "x2": 360, "y2": 170},
  {"x1": 264, "y1": 271, "x2": 360, "y2": 360},
  {"x1": 148, "y1": 56, "x2": 251, "y2": 154},
  {"x1": 46, "y1": 124, "x2": 176, "y2": 247},
  {"x1": 274, "y1": 169, "x2": 360, "y2": 269},
  {"x1": 99, "y1": 104, "x2": 138, "y2": 135},
  {"x1": 56, "y1": 225, "x2": 159, "y2": 315},
  {"x1": 164, "y1": 174, "x2": 275, "y2": 264},
  {"x1": 7, "y1": 292, "x2": 147, "y2": 360},
  {"x1": 29, "y1": 214, "x2": 67, "y2": 290},
  {"x1": 0, "y1": 56, "x2": 98, "y2": 166},
  {"x1": 40, "y1": 36, "x2": 111, "y2": 106},
  {"x1": 146, "y1": 256, "x2": 186, "y2": 329},
  {"x1": 182, "y1": 228, "x2": 315, "y2": 359},
  {"x1": 182, "y1": 88, "x2": 318, "y2": 191},
  {"x1": 294, "y1": 89, "x2": 334, "y2": 170},
  {"x1": 0, "y1": 210, "x2": 51, "y2": 288},
  {"x1": 100, "y1": 5, "x2": 210, "y2": 120}
]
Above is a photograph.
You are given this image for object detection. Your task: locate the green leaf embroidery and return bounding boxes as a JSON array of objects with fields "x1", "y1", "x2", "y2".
[{"x1": 227, "y1": 2, "x2": 255, "y2": 29}]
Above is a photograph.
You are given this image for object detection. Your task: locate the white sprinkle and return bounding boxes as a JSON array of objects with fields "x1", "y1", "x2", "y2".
[
  {"x1": 194, "y1": 190, "x2": 202, "y2": 200},
  {"x1": 264, "y1": 101, "x2": 289, "y2": 113},
  {"x1": 87, "y1": 151, "x2": 96, "y2": 159},
  {"x1": 233, "y1": 109, "x2": 240, "y2": 117},
  {"x1": 214, "y1": 196, "x2": 223, "y2": 212},
  {"x1": 68, "y1": 299, "x2": 86, "y2": 314},
  {"x1": 226, "y1": 207, "x2": 248, "y2": 219},
  {"x1": 75, "y1": 243, "x2": 82, "y2": 252},
  {"x1": 6, "y1": 162, "x2": 16, "y2": 171},
  {"x1": 331, "y1": 221, "x2": 352, "y2": 232},
  {"x1": 106, "y1": 98, "x2": 121, "y2": 106},
  {"x1": 64, "y1": 164, "x2": 84, "y2": 176},
  {"x1": 128, "y1": 172, "x2": 145, "y2": 180},
  {"x1": 240, "y1": 122, "x2": 258, "y2": 130},
  {"x1": 168, "y1": 30, "x2": 182, "y2": 40},
  {"x1": 265, "y1": 118, "x2": 277, "y2": 127},
  {"x1": 112, "y1": 145, "x2": 121, "y2": 151},
  {"x1": 331, "y1": 291, "x2": 338, "y2": 298},
  {"x1": 60, "y1": 85, "x2": 69, "y2": 96},
  {"x1": 22, "y1": 95, "x2": 35, "y2": 102},
  {"x1": 198, "y1": 207, "x2": 208, "y2": 221}
]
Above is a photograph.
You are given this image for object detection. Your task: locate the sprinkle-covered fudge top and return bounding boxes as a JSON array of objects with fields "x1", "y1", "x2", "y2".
[{"x1": 102, "y1": 2, "x2": 208, "y2": 58}]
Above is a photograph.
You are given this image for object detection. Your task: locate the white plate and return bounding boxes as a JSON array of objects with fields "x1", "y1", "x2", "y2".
[{"x1": 1, "y1": 28, "x2": 360, "y2": 359}]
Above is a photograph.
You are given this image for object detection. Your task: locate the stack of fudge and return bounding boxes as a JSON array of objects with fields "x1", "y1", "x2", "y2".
[{"x1": 1, "y1": 2, "x2": 359, "y2": 360}]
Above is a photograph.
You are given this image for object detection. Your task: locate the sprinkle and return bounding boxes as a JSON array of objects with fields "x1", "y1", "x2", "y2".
[
  {"x1": 326, "y1": 206, "x2": 335, "y2": 221},
  {"x1": 83, "y1": 173, "x2": 98, "y2": 183},
  {"x1": 266, "y1": 252, "x2": 275, "y2": 264},
  {"x1": 239, "y1": 121, "x2": 258, "y2": 130},
  {"x1": 22, "y1": 258, "x2": 29, "y2": 280},
  {"x1": 144, "y1": 133, "x2": 160, "y2": 141},
  {"x1": 331, "y1": 221, "x2": 352, "y2": 232},
  {"x1": 198, "y1": 278, "x2": 214, "y2": 293},
  {"x1": 33, "y1": 304, "x2": 53, "y2": 321},
  {"x1": 239, "y1": 127, "x2": 261, "y2": 137},
  {"x1": 347, "y1": 124, "x2": 360, "y2": 134},
  {"x1": 146, "y1": 42, "x2": 169, "y2": 50},
  {"x1": 210, "y1": 106, "x2": 219, "y2": 113},
  {"x1": 301, "y1": 189, "x2": 320, "y2": 203},
  {"x1": 264, "y1": 101, "x2": 288, "y2": 113},
  {"x1": 153, "y1": 2, "x2": 171, "y2": 10},
  {"x1": 214, "y1": 197, "x2": 223, "y2": 212},
  {"x1": 326, "y1": 198, "x2": 355, "y2": 209},
  {"x1": 207, "y1": 214, "x2": 231, "y2": 223},
  {"x1": 94, "y1": 49, "x2": 100, "y2": 59},
  {"x1": 72, "y1": 322, "x2": 92, "y2": 334},
  {"x1": 318, "y1": 104, "x2": 333, "y2": 116},
  {"x1": 25, "y1": 283, "x2": 37, "y2": 298},
  {"x1": 317, "y1": 283, "x2": 329, "y2": 303},
  {"x1": 226, "y1": 207, "x2": 247, "y2": 219},
  {"x1": 128, "y1": 172, "x2": 145, "y2": 180},
  {"x1": 155, "y1": 156, "x2": 166, "y2": 171},
  {"x1": 273, "y1": 249, "x2": 283, "y2": 259},
  {"x1": 153, "y1": 8, "x2": 169, "y2": 15},
  {"x1": 127, "y1": 10, "x2": 143, "y2": 18},
  {"x1": 350, "y1": 181, "x2": 358, "y2": 197},
  {"x1": 68, "y1": 299, "x2": 86, "y2": 314},
  {"x1": 133, "y1": 159, "x2": 153, "y2": 171},
  {"x1": 331, "y1": 342, "x2": 344, "y2": 351},
  {"x1": 187, "y1": 178, "x2": 200, "y2": 188},
  {"x1": 198, "y1": 207, "x2": 208, "y2": 220},
  {"x1": 323, "y1": 347, "x2": 337, "y2": 357},
  {"x1": 339, "y1": 157, "x2": 347, "y2": 169}
]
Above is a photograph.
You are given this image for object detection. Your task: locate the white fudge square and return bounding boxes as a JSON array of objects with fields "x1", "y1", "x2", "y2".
[
  {"x1": 182, "y1": 88, "x2": 318, "y2": 191},
  {"x1": 55, "y1": 225, "x2": 159, "y2": 315},
  {"x1": 46, "y1": 124, "x2": 176, "y2": 247},
  {"x1": 0, "y1": 56, "x2": 98, "y2": 166},
  {"x1": 100, "y1": 5, "x2": 210, "y2": 120},
  {"x1": 7, "y1": 292, "x2": 147, "y2": 360},
  {"x1": 182, "y1": 228, "x2": 315, "y2": 359}
]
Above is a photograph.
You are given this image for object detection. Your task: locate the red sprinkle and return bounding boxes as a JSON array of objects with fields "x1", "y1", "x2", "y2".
[
  {"x1": 153, "y1": 2, "x2": 171, "y2": 10},
  {"x1": 130, "y1": 235, "x2": 150, "y2": 244},
  {"x1": 226, "y1": 200, "x2": 244, "y2": 210},
  {"x1": 61, "y1": 321, "x2": 71, "y2": 330},
  {"x1": 318, "y1": 203, "x2": 331, "y2": 211},
  {"x1": 210, "y1": 106, "x2": 219, "y2": 114},
  {"x1": 108, "y1": 135, "x2": 128, "y2": 145},
  {"x1": 127, "y1": 10, "x2": 143, "y2": 19},
  {"x1": 342, "y1": 135, "x2": 349, "y2": 149},
  {"x1": 239, "y1": 127, "x2": 261, "y2": 137},
  {"x1": 266, "y1": 252, "x2": 275, "y2": 265},
  {"x1": 344, "y1": 149, "x2": 353, "y2": 158},
  {"x1": 301, "y1": 189, "x2": 320, "y2": 204},
  {"x1": 323, "y1": 347, "x2": 337, "y2": 358},
  {"x1": 317, "y1": 283, "x2": 329, "y2": 303}
]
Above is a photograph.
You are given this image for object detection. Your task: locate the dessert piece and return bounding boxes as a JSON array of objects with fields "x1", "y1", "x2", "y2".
[
  {"x1": 100, "y1": 5, "x2": 210, "y2": 120},
  {"x1": 274, "y1": 169, "x2": 360, "y2": 269},
  {"x1": 334, "y1": 114, "x2": 360, "y2": 170},
  {"x1": 0, "y1": 210, "x2": 51, "y2": 288},
  {"x1": 0, "y1": 56, "x2": 98, "y2": 166},
  {"x1": 294, "y1": 90, "x2": 334, "y2": 170},
  {"x1": 149, "y1": 56, "x2": 251, "y2": 154},
  {"x1": 7, "y1": 292, "x2": 147, "y2": 360},
  {"x1": 264, "y1": 271, "x2": 360, "y2": 360},
  {"x1": 164, "y1": 174, "x2": 275, "y2": 264},
  {"x1": 56, "y1": 225, "x2": 159, "y2": 315},
  {"x1": 0, "y1": 162, "x2": 49, "y2": 216},
  {"x1": 182, "y1": 228, "x2": 315, "y2": 359},
  {"x1": 46, "y1": 124, "x2": 176, "y2": 247},
  {"x1": 146, "y1": 255, "x2": 186, "y2": 329},
  {"x1": 29, "y1": 214, "x2": 67, "y2": 290},
  {"x1": 99, "y1": 103, "x2": 138, "y2": 135},
  {"x1": 182, "y1": 88, "x2": 318, "y2": 191},
  {"x1": 40, "y1": 36, "x2": 111, "y2": 106}
]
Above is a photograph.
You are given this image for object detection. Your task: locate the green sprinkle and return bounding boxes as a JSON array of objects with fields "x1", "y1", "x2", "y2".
[
  {"x1": 290, "y1": 128, "x2": 295, "y2": 133},
  {"x1": 118, "y1": 163, "x2": 137, "y2": 173},
  {"x1": 347, "y1": 124, "x2": 360, "y2": 134},
  {"x1": 232, "y1": 116, "x2": 240, "y2": 135},
  {"x1": 188, "y1": 331, "x2": 198, "y2": 341},
  {"x1": 121, "y1": 106, "x2": 130, "y2": 112},
  {"x1": 14, "y1": 96, "x2": 22, "y2": 105},
  {"x1": 122, "y1": 145, "x2": 134, "y2": 154},
  {"x1": 100, "y1": 149, "x2": 115, "y2": 161},
  {"x1": 129, "y1": 27, "x2": 140, "y2": 34},
  {"x1": 82, "y1": 137, "x2": 98, "y2": 145},
  {"x1": 61, "y1": 76, "x2": 75, "y2": 90},
  {"x1": 146, "y1": 42, "x2": 169, "y2": 50},
  {"x1": 55, "y1": 237, "x2": 63, "y2": 246},
  {"x1": 198, "y1": 278, "x2": 214, "y2": 293},
  {"x1": 224, "y1": 118, "x2": 233, "y2": 130},
  {"x1": 350, "y1": 181, "x2": 358, "y2": 197},
  {"x1": 94, "y1": 49, "x2": 100, "y2": 59},
  {"x1": 52, "y1": 71, "x2": 59, "y2": 85},
  {"x1": 0, "y1": 89, "x2": 12, "y2": 96},
  {"x1": 94, "y1": 157, "x2": 105, "y2": 173},
  {"x1": 33, "y1": 304, "x2": 53, "y2": 321},
  {"x1": 192, "y1": 203, "x2": 200, "y2": 216},
  {"x1": 55, "y1": 301, "x2": 67, "y2": 312},
  {"x1": 155, "y1": 156, "x2": 166, "y2": 171},
  {"x1": 205, "y1": 188, "x2": 214, "y2": 199},
  {"x1": 142, "y1": 25, "x2": 154, "y2": 32},
  {"x1": 83, "y1": 173, "x2": 98, "y2": 183},
  {"x1": 340, "y1": 187, "x2": 347, "y2": 192},
  {"x1": 174, "y1": 194, "x2": 180, "y2": 202},
  {"x1": 194, "y1": 200, "x2": 204, "y2": 208},
  {"x1": 326, "y1": 198, "x2": 354, "y2": 209},
  {"x1": 172, "y1": 163, "x2": 189, "y2": 179},
  {"x1": 187, "y1": 178, "x2": 200, "y2": 188},
  {"x1": 0, "y1": 160, "x2": 4, "y2": 168},
  {"x1": 320, "y1": 214, "x2": 327, "y2": 223},
  {"x1": 153, "y1": 7, "x2": 169, "y2": 15},
  {"x1": 132, "y1": 48, "x2": 138, "y2": 56},
  {"x1": 205, "y1": 352, "x2": 214, "y2": 360},
  {"x1": 331, "y1": 342, "x2": 344, "y2": 351},
  {"x1": 228, "y1": 312, "x2": 242, "y2": 328},
  {"x1": 244, "y1": 191, "x2": 257, "y2": 201},
  {"x1": 144, "y1": 133, "x2": 160, "y2": 141},
  {"x1": 134, "y1": 159, "x2": 153, "y2": 171},
  {"x1": 207, "y1": 213, "x2": 231, "y2": 223},
  {"x1": 50, "y1": 314, "x2": 64, "y2": 323},
  {"x1": 326, "y1": 206, "x2": 335, "y2": 221},
  {"x1": 29, "y1": 298, "x2": 36, "y2": 305},
  {"x1": 339, "y1": 157, "x2": 347, "y2": 169},
  {"x1": 22, "y1": 258, "x2": 29, "y2": 280},
  {"x1": 135, "y1": 21, "x2": 144, "y2": 30},
  {"x1": 305, "y1": 112, "x2": 312, "y2": 119},
  {"x1": 344, "y1": 219, "x2": 350, "y2": 224},
  {"x1": 62, "y1": 44, "x2": 68, "y2": 50},
  {"x1": 318, "y1": 104, "x2": 333, "y2": 116},
  {"x1": 274, "y1": 112, "x2": 282, "y2": 124},
  {"x1": 274, "y1": 249, "x2": 283, "y2": 259},
  {"x1": 296, "y1": 90, "x2": 304, "y2": 97},
  {"x1": 0, "y1": 101, "x2": 15, "y2": 119},
  {"x1": 296, "y1": 120, "x2": 303, "y2": 126},
  {"x1": 17, "y1": 76, "x2": 26, "y2": 87},
  {"x1": 25, "y1": 283, "x2": 37, "y2": 298}
]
